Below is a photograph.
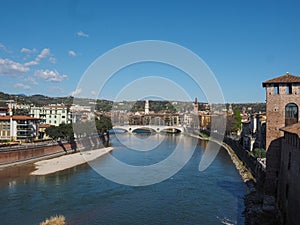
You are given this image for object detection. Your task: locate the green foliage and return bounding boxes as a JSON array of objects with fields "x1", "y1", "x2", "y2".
[
  {"x1": 45, "y1": 123, "x2": 74, "y2": 140},
  {"x1": 96, "y1": 100, "x2": 113, "y2": 112},
  {"x1": 13, "y1": 108, "x2": 30, "y2": 116},
  {"x1": 149, "y1": 101, "x2": 177, "y2": 113},
  {"x1": 96, "y1": 115, "x2": 112, "y2": 132},
  {"x1": 226, "y1": 115, "x2": 235, "y2": 134},
  {"x1": 199, "y1": 131, "x2": 209, "y2": 138},
  {"x1": 233, "y1": 109, "x2": 242, "y2": 132},
  {"x1": 253, "y1": 148, "x2": 266, "y2": 158},
  {"x1": 47, "y1": 115, "x2": 112, "y2": 139}
]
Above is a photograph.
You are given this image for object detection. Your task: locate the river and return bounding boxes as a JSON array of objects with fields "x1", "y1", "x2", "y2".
[{"x1": 0, "y1": 133, "x2": 246, "y2": 225}]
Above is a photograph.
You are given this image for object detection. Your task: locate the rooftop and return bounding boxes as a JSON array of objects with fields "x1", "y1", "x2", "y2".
[
  {"x1": 280, "y1": 122, "x2": 300, "y2": 138},
  {"x1": 39, "y1": 123, "x2": 51, "y2": 128},
  {"x1": 262, "y1": 72, "x2": 300, "y2": 87},
  {"x1": 0, "y1": 115, "x2": 40, "y2": 121}
]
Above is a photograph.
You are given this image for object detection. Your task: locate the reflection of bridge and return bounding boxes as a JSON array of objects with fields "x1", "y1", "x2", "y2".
[{"x1": 113, "y1": 125, "x2": 185, "y2": 133}]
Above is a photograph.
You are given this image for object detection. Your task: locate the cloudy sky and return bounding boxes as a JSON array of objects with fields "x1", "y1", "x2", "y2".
[{"x1": 1, "y1": 0, "x2": 300, "y2": 103}]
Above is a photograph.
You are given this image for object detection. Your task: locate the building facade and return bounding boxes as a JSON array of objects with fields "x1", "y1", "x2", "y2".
[
  {"x1": 262, "y1": 72, "x2": 300, "y2": 149},
  {"x1": 30, "y1": 104, "x2": 69, "y2": 126},
  {"x1": 277, "y1": 123, "x2": 300, "y2": 225},
  {"x1": 0, "y1": 115, "x2": 40, "y2": 141}
]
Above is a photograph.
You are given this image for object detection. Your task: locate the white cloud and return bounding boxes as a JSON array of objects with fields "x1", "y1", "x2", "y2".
[
  {"x1": 37, "y1": 48, "x2": 50, "y2": 60},
  {"x1": 24, "y1": 60, "x2": 39, "y2": 66},
  {"x1": 14, "y1": 83, "x2": 31, "y2": 90},
  {"x1": 49, "y1": 57, "x2": 56, "y2": 64},
  {"x1": 26, "y1": 77, "x2": 38, "y2": 85},
  {"x1": 0, "y1": 43, "x2": 11, "y2": 53},
  {"x1": 20, "y1": 48, "x2": 36, "y2": 54},
  {"x1": 24, "y1": 48, "x2": 51, "y2": 67},
  {"x1": 0, "y1": 58, "x2": 29, "y2": 76},
  {"x1": 76, "y1": 31, "x2": 89, "y2": 38},
  {"x1": 34, "y1": 69, "x2": 68, "y2": 82},
  {"x1": 70, "y1": 88, "x2": 82, "y2": 96},
  {"x1": 68, "y1": 50, "x2": 77, "y2": 57}
]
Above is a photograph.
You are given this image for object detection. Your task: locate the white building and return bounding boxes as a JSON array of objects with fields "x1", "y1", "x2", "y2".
[
  {"x1": 0, "y1": 115, "x2": 39, "y2": 141},
  {"x1": 30, "y1": 104, "x2": 69, "y2": 126}
]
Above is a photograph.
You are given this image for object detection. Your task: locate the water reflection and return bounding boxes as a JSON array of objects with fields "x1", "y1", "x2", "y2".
[{"x1": 0, "y1": 134, "x2": 246, "y2": 225}]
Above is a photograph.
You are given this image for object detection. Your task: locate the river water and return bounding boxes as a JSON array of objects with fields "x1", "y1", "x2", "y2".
[{"x1": 0, "y1": 134, "x2": 246, "y2": 225}]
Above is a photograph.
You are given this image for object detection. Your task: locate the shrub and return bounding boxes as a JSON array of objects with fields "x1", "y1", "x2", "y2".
[
  {"x1": 253, "y1": 148, "x2": 266, "y2": 158},
  {"x1": 39, "y1": 215, "x2": 66, "y2": 225}
]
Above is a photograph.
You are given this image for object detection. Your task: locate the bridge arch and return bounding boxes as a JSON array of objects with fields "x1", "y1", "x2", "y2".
[
  {"x1": 160, "y1": 128, "x2": 182, "y2": 133},
  {"x1": 113, "y1": 125, "x2": 185, "y2": 134},
  {"x1": 132, "y1": 127, "x2": 157, "y2": 134}
]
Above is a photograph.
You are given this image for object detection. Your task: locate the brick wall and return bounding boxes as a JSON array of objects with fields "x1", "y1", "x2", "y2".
[{"x1": 0, "y1": 142, "x2": 74, "y2": 165}]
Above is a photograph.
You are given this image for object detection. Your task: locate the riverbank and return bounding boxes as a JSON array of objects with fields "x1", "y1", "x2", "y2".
[
  {"x1": 189, "y1": 132, "x2": 281, "y2": 225},
  {"x1": 31, "y1": 147, "x2": 113, "y2": 175},
  {"x1": 189, "y1": 133, "x2": 254, "y2": 182}
]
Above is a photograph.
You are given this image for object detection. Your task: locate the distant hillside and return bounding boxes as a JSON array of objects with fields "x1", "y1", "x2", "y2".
[
  {"x1": 0, "y1": 92, "x2": 74, "y2": 107},
  {"x1": 0, "y1": 92, "x2": 265, "y2": 113}
]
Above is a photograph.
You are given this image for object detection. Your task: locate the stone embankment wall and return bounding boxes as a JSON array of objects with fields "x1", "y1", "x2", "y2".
[
  {"x1": 201, "y1": 130, "x2": 266, "y2": 188},
  {"x1": 0, "y1": 135, "x2": 109, "y2": 166},
  {"x1": 0, "y1": 142, "x2": 74, "y2": 165}
]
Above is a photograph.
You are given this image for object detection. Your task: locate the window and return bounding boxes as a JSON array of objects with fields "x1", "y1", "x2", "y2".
[
  {"x1": 285, "y1": 103, "x2": 298, "y2": 126},
  {"x1": 274, "y1": 85, "x2": 279, "y2": 94},
  {"x1": 286, "y1": 84, "x2": 292, "y2": 94}
]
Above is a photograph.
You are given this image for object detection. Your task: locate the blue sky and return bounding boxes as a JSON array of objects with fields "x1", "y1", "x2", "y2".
[{"x1": 1, "y1": 0, "x2": 300, "y2": 103}]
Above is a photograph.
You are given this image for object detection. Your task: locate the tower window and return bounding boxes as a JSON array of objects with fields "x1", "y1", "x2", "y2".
[
  {"x1": 274, "y1": 85, "x2": 279, "y2": 94},
  {"x1": 285, "y1": 103, "x2": 298, "y2": 126},
  {"x1": 286, "y1": 84, "x2": 292, "y2": 94}
]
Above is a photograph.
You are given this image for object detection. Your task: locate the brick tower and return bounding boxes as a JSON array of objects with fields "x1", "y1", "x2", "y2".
[
  {"x1": 262, "y1": 72, "x2": 300, "y2": 196},
  {"x1": 262, "y1": 72, "x2": 300, "y2": 150}
]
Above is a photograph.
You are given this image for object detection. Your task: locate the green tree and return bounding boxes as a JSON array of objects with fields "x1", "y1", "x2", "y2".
[
  {"x1": 45, "y1": 124, "x2": 74, "y2": 140},
  {"x1": 96, "y1": 115, "x2": 112, "y2": 132},
  {"x1": 45, "y1": 126, "x2": 61, "y2": 140},
  {"x1": 253, "y1": 148, "x2": 266, "y2": 158},
  {"x1": 226, "y1": 115, "x2": 235, "y2": 135},
  {"x1": 233, "y1": 109, "x2": 242, "y2": 132}
]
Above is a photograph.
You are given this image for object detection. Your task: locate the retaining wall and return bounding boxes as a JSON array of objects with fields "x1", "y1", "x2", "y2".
[{"x1": 202, "y1": 130, "x2": 266, "y2": 189}]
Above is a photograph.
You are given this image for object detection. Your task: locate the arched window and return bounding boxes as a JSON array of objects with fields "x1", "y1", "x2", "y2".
[{"x1": 285, "y1": 103, "x2": 298, "y2": 126}]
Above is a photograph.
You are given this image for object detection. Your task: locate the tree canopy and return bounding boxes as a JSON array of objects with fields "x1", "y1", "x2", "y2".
[{"x1": 45, "y1": 115, "x2": 112, "y2": 140}]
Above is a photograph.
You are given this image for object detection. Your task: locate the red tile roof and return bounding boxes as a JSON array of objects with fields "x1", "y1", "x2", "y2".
[
  {"x1": 0, "y1": 115, "x2": 40, "y2": 121},
  {"x1": 39, "y1": 123, "x2": 51, "y2": 128},
  {"x1": 262, "y1": 73, "x2": 300, "y2": 87},
  {"x1": 280, "y1": 122, "x2": 300, "y2": 138}
]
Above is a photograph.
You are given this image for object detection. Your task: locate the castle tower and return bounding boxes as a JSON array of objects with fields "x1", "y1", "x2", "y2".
[
  {"x1": 262, "y1": 72, "x2": 300, "y2": 150},
  {"x1": 145, "y1": 100, "x2": 149, "y2": 115},
  {"x1": 193, "y1": 97, "x2": 198, "y2": 114}
]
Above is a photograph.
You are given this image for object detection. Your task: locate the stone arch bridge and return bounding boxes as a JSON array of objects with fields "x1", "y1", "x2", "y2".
[{"x1": 112, "y1": 125, "x2": 185, "y2": 133}]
